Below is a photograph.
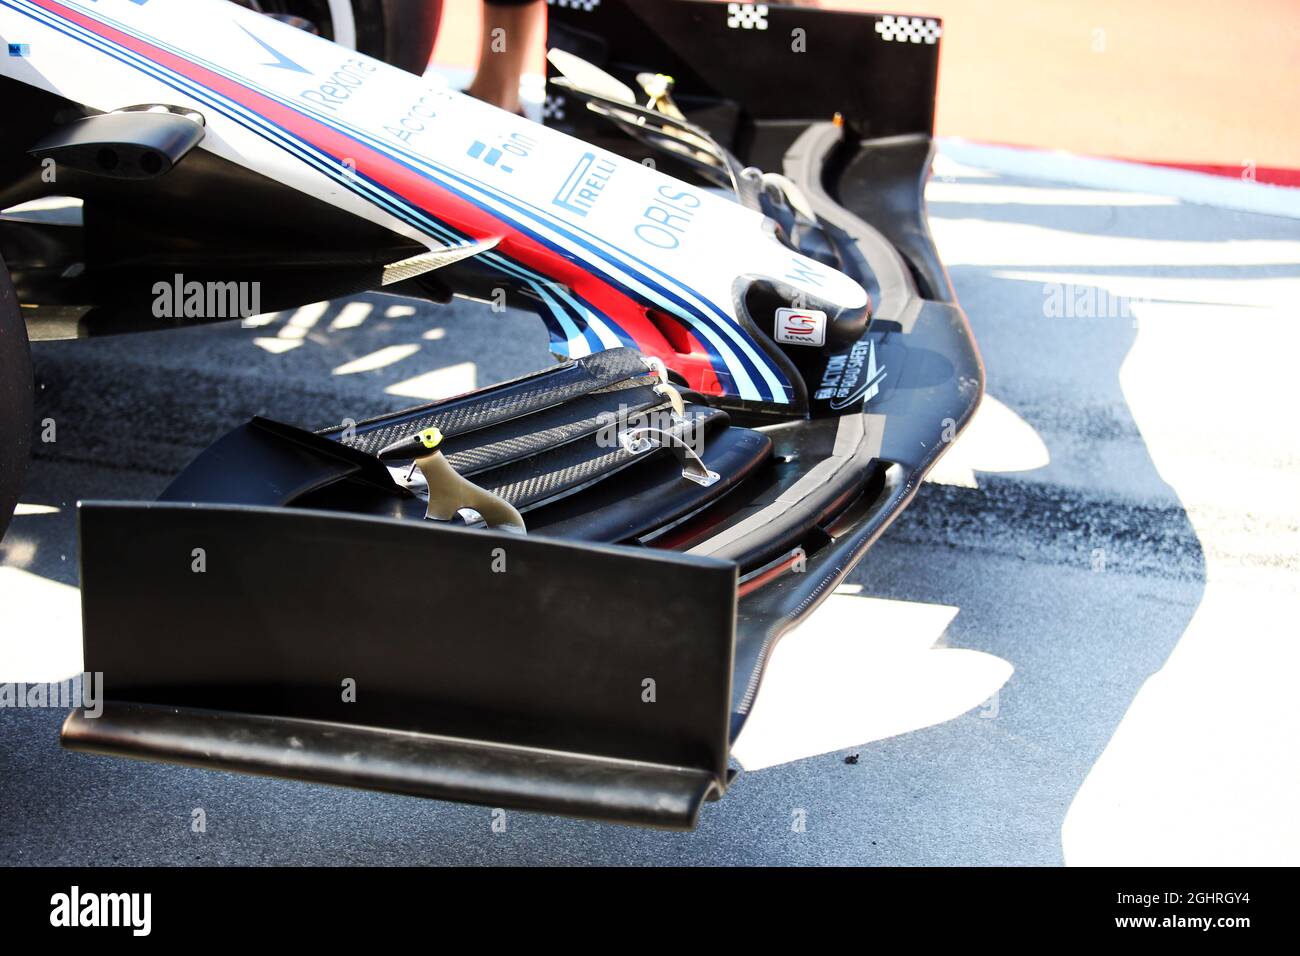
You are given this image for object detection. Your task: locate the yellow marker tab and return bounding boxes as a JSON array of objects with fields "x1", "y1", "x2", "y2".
[{"x1": 417, "y1": 427, "x2": 443, "y2": 450}]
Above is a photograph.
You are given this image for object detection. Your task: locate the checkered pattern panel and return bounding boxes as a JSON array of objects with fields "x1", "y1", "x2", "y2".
[
  {"x1": 547, "y1": 0, "x2": 601, "y2": 12},
  {"x1": 726, "y1": 3, "x2": 769, "y2": 31},
  {"x1": 542, "y1": 93, "x2": 567, "y2": 121},
  {"x1": 874, "y1": 15, "x2": 942, "y2": 44}
]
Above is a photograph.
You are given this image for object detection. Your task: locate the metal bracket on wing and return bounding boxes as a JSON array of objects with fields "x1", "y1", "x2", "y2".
[
  {"x1": 641, "y1": 355, "x2": 686, "y2": 419},
  {"x1": 619, "y1": 425, "x2": 720, "y2": 488}
]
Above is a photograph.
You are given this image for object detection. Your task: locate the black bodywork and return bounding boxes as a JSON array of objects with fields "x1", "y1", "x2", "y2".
[{"x1": 52, "y1": 1, "x2": 983, "y2": 829}]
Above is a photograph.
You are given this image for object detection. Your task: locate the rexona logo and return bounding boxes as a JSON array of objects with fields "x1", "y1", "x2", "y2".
[
  {"x1": 50, "y1": 886, "x2": 151, "y2": 936},
  {"x1": 774, "y1": 307, "x2": 827, "y2": 347}
]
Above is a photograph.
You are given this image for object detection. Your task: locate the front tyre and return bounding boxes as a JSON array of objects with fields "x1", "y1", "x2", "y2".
[
  {"x1": 354, "y1": 0, "x2": 443, "y2": 76},
  {"x1": 0, "y1": 253, "x2": 33, "y2": 543}
]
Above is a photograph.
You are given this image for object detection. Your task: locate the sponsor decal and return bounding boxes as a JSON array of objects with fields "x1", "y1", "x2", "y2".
[
  {"x1": 785, "y1": 256, "x2": 824, "y2": 287},
  {"x1": 466, "y1": 130, "x2": 536, "y2": 174},
  {"x1": 814, "y1": 339, "x2": 888, "y2": 409},
  {"x1": 384, "y1": 91, "x2": 443, "y2": 144},
  {"x1": 552, "y1": 151, "x2": 617, "y2": 217},
  {"x1": 634, "y1": 184, "x2": 700, "y2": 250},
  {"x1": 774, "y1": 306, "x2": 827, "y2": 347},
  {"x1": 239, "y1": 24, "x2": 308, "y2": 74},
  {"x1": 298, "y1": 56, "x2": 378, "y2": 112}
]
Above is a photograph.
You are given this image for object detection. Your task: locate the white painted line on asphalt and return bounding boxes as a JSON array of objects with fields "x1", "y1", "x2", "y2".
[
  {"x1": 939, "y1": 139, "x2": 1300, "y2": 219},
  {"x1": 926, "y1": 182, "x2": 1180, "y2": 206},
  {"x1": 933, "y1": 219, "x2": 1300, "y2": 267},
  {"x1": 1064, "y1": 584, "x2": 1300, "y2": 866},
  {"x1": 992, "y1": 270, "x2": 1300, "y2": 310}
]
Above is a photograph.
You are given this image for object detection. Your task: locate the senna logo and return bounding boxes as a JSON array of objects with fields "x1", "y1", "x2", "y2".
[{"x1": 774, "y1": 307, "x2": 827, "y2": 347}]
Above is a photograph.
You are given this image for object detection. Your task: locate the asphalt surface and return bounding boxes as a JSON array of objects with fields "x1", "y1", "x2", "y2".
[{"x1": 2, "y1": 148, "x2": 1297, "y2": 866}]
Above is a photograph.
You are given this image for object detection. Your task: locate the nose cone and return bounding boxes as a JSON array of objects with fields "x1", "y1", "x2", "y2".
[{"x1": 377, "y1": 426, "x2": 444, "y2": 462}]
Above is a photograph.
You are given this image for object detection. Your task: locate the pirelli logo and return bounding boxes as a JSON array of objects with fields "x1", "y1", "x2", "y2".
[{"x1": 553, "y1": 151, "x2": 616, "y2": 217}]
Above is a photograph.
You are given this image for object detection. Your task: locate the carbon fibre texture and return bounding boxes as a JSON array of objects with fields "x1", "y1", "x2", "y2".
[
  {"x1": 444, "y1": 382, "x2": 669, "y2": 476},
  {"x1": 329, "y1": 347, "x2": 654, "y2": 457},
  {"x1": 480, "y1": 407, "x2": 726, "y2": 510}
]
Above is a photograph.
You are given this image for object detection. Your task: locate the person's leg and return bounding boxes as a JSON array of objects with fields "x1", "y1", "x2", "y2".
[{"x1": 467, "y1": 0, "x2": 544, "y2": 114}]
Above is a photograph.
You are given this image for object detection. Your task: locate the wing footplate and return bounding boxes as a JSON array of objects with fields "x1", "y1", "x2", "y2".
[{"x1": 62, "y1": 703, "x2": 722, "y2": 829}]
